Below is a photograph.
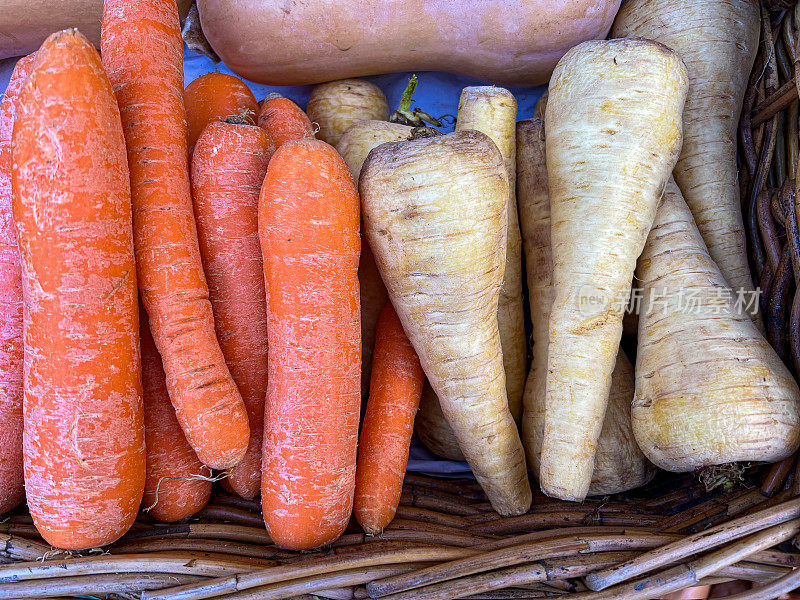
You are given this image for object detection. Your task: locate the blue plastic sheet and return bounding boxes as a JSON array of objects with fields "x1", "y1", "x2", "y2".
[{"x1": 0, "y1": 47, "x2": 545, "y2": 477}]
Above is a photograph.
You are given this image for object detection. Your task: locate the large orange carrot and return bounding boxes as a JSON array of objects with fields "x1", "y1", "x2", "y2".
[
  {"x1": 191, "y1": 120, "x2": 271, "y2": 499},
  {"x1": 0, "y1": 53, "x2": 35, "y2": 516},
  {"x1": 259, "y1": 138, "x2": 361, "y2": 550},
  {"x1": 141, "y1": 312, "x2": 212, "y2": 522},
  {"x1": 354, "y1": 302, "x2": 423, "y2": 534},
  {"x1": 184, "y1": 72, "x2": 259, "y2": 152},
  {"x1": 257, "y1": 95, "x2": 315, "y2": 149},
  {"x1": 12, "y1": 30, "x2": 145, "y2": 549},
  {"x1": 102, "y1": 0, "x2": 251, "y2": 470}
]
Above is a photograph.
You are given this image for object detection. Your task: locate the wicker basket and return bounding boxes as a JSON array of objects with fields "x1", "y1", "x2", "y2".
[{"x1": 4, "y1": 3, "x2": 800, "y2": 600}]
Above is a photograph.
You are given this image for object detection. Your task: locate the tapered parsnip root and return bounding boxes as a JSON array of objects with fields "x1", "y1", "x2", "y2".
[
  {"x1": 360, "y1": 130, "x2": 531, "y2": 516},
  {"x1": 633, "y1": 180, "x2": 800, "y2": 471},
  {"x1": 336, "y1": 120, "x2": 413, "y2": 395},
  {"x1": 415, "y1": 382, "x2": 465, "y2": 462},
  {"x1": 612, "y1": 0, "x2": 760, "y2": 298},
  {"x1": 337, "y1": 120, "x2": 414, "y2": 181},
  {"x1": 589, "y1": 351, "x2": 656, "y2": 495},
  {"x1": 455, "y1": 86, "x2": 525, "y2": 422},
  {"x1": 540, "y1": 39, "x2": 687, "y2": 501},
  {"x1": 516, "y1": 118, "x2": 654, "y2": 497},
  {"x1": 307, "y1": 79, "x2": 389, "y2": 146}
]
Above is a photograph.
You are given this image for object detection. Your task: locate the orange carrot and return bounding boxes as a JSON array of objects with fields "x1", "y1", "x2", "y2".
[
  {"x1": 102, "y1": 0, "x2": 251, "y2": 470},
  {"x1": 184, "y1": 72, "x2": 259, "y2": 152},
  {"x1": 259, "y1": 138, "x2": 361, "y2": 550},
  {"x1": 141, "y1": 311, "x2": 212, "y2": 522},
  {"x1": 0, "y1": 53, "x2": 35, "y2": 516},
  {"x1": 12, "y1": 30, "x2": 144, "y2": 549},
  {"x1": 191, "y1": 120, "x2": 271, "y2": 499},
  {"x1": 257, "y1": 95, "x2": 315, "y2": 149},
  {"x1": 354, "y1": 302, "x2": 424, "y2": 534}
]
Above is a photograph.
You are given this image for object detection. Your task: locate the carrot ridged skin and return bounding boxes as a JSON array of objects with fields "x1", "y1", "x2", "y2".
[
  {"x1": 354, "y1": 302, "x2": 424, "y2": 534},
  {"x1": 141, "y1": 314, "x2": 212, "y2": 523},
  {"x1": 191, "y1": 121, "x2": 271, "y2": 499},
  {"x1": 12, "y1": 30, "x2": 145, "y2": 550},
  {"x1": 102, "y1": 0, "x2": 250, "y2": 470},
  {"x1": 259, "y1": 138, "x2": 361, "y2": 551},
  {"x1": 184, "y1": 72, "x2": 259, "y2": 152},
  {"x1": 257, "y1": 96, "x2": 315, "y2": 149},
  {"x1": 0, "y1": 53, "x2": 35, "y2": 516}
]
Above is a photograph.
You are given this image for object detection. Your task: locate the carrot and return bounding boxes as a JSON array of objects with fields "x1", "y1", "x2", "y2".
[
  {"x1": 12, "y1": 30, "x2": 145, "y2": 549},
  {"x1": 539, "y1": 39, "x2": 687, "y2": 501},
  {"x1": 191, "y1": 120, "x2": 271, "y2": 499},
  {"x1": 257, "y1": 94, "x2": 315, "y2": 149},
  {"x1": 102, "y1": 0, "x2": 251, "y2": 470},
  {"x1": 0, "y1": 53, "x2": 35, "y2": 516},
  {"x1": 259, "y1": 138, "x2": 361, "y2": 550},
  {"x1": 184, "y1": 72, "x2": 259, "y2": 152},
  {"x1": 354, "y1": 302, "x2": 424, "y2": 534},
  {"x1": 360, "y1": 130, "x2": 531, "y2": 516},
  {"x1": 141, "y1": 312, "x2": 212, "y2": 523}
]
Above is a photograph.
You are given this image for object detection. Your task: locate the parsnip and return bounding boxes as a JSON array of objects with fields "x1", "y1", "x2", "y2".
[
  {"x1": 415, "y1": 381, "x2": 465, "y2": 462},
  {"x1": 541, "y1": 39, "x2": 687, "y2": 501},
  {"x1": 361, "y1": 130, "x2": 531, "y2": 515},
  {"x1": 455, "y1": 86, "x2": 525, "y2": 422},
  {"x1": 336, "y1": 120, "x2": 413, "y2": 395},
  {"x1": 517, "y1": 118, "x2": 654, "y2": 496},
  {"x1": 612, "y1": 0, "x2": 760, "y2": 298},
  {"x1": 633, "y1": 180, "x2": 800, "y2": 471},
  {"x1": 589, "y1": 351, "x2": 656, "y2": 495},
  {"x1": 336, "y1": 120, "x2": 413, "y2": 181},
  {"x1": 308, "y1": 79, "x2": 389, "y2": 146}
]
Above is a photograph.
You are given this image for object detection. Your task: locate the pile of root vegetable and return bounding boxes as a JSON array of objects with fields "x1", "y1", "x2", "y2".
[{"x1": 2, "y1": 0, "x2": 800, "y2": 598}]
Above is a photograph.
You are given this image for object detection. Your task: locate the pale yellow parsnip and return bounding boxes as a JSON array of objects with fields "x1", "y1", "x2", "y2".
[
  {"x1": 517, "y1": 118, "x2": 654, "y2": 496},
  {"x1": 456, "y1": 86, "x2": 525, "y2": 423},
  {"x1": 336, "y1": 120, "x2": 413, "y2": 395},
  {"x1": 633, "y1": 180, "x2": 800, "y2": 471},
  {"x1": 308, "y1": 79, "x2": 389, "y2": 146},
  {"x1": 612, "y1": 0, "x2": 760, "y2": 298},
  {"x1": 360, "y1": 130, "x2": 531, "y2": 516},
  {"x1": 415, "y1": 380, "x2": 465, "y2": 462},
  {"x1": 541, "y1": 38, "x2": 687, "y2": 501}
]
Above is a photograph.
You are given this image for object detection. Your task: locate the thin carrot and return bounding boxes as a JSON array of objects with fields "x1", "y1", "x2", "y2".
[
  {"x1": 191, "y1": 120, "x2": 271, "y2": 499},
  {"x1": 0, "y1": 52, "x2": 35, "y2": 516},
  {"x1": 141, "y1": 311, "x2": 212, "y2": 523},
  {"x1": 12, "y1": 29, "x2": 144, "y2": 549},
  {"x1": 354, "y1": 302, "x2": 424, "y2": 534},
  {"x1": 184, "y1": 72, "x2": 259, "y2": 152},
  {"x1": 257, "y1": 95, "x2": 315, "y2": 149},
  {"x1": 259, "y1": 138, "x2": 361, "y2": 551},
  {"x1": 102, "y1": 0, "x2": 251, "y2": 470}
]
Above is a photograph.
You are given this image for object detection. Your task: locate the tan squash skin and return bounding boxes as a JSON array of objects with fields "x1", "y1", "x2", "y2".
[
  {"x1": 0, "y1": 0, "x2": 191, "y2": 59},
  {"x1": 197, "y1": 0, "x2": 622, "y2": 86}
]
